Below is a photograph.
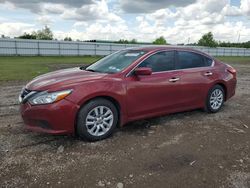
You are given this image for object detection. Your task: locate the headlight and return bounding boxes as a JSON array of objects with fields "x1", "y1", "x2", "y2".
[{"x1": 28, "y1": 89, "x2": 73, "y2": 105}]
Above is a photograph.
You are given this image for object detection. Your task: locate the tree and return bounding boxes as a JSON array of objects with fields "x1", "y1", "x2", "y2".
[
  {"x1": 17, "y1": 26, "x2": 53, "y2": 40},
  {"x1": 130, "y1": 39, "x2": 137, "y2": 44},
  {"x1": 64, "y1": 37, "x2": 72, "y2": 41},
  {"x1": 116, "y1": 39, "x2": 129, "y2": 44},
  {"x1": 153, "y1": 36, "x2": 167, "y2": 45},
  {"x1": 1, "y1": 34, "x2": 10, "y2": 39},
  {"x1": 36, "y1": 26, "x2": 53, "y2": 40},
  {"x1": 218, "y1": 41, "x2": 250, "y2": 48},
  {"x1": 115, "y1": 39, "x2": 139, "y2": 44},
  {"x1": 18, "y1": 32, "x2": 36, "y2": 39},
  {"x1": 198, "y1": 32, "x2": 218, "y2": 47}
]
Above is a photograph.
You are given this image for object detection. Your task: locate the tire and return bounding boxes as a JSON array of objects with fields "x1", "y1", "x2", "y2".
[
  {"x1": 205, "y1": 85, "x2": 225, "y2": 113},
  {"x1": 77, "y1": 98, "x2": 118, "y2": 141}
]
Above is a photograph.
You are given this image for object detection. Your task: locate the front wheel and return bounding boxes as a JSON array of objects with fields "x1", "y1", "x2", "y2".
[
  {"x1": 205, "y1": 85, "x2": 225, "y2": 113},
  {"x1": 77, "y1": 98, "x2": 118, "y2": 141}
]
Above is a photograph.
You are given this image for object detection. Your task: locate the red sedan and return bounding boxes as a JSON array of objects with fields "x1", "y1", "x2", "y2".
[{"x1": 19, "y1": 47, "x2": 237, "y2": 141}]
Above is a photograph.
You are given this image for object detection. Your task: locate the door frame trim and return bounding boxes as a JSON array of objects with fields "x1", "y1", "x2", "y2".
[{"x1": 126, "y1": 49, "x2": 214, "y2": 77}]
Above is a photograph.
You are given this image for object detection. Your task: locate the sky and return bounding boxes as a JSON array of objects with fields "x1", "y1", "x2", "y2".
[{"x1": 0, "y1": 0, "x2": 249, "y2": 44}]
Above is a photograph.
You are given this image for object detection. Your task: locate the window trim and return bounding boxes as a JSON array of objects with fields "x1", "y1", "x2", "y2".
[{"x1": 126, "y1": 49, "x2": 214, "y2": 77}]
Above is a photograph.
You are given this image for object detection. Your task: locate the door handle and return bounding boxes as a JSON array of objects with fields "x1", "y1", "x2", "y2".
[
  {"x1": 169, "y1": 77, "x2": 180, "y2": 82},
  {"x1": 204, "y1": 72, "x2": 213, "y2": 76}
]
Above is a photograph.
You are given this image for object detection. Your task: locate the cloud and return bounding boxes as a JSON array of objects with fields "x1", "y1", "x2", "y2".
[
  {"x1": 54, "y1": 22, "x2": 133, "y2": 41},
  {"x1": 0, "y1": 0, "x2": 124, "y2": 24},
  {"x1": 61, "y1": 0, "x2": 124, "y2": 23},
  {"x1": 41, "y1": 3, "x2": 66, "y2": 14},
  {"x1": 0, "y1": 0, "x2": 250, "y2": 44},
  {"x1": 36, "y1": 15, "x2": 54, "y2": 25},
  {"x1": 0, "y1": 0, "x2": 94, "y2": 13},
  {"x1": 120, "y1": 0, "x2": 197, "y2": 13},
  {"x1": 0, "y1": 22, "x2": 34, "y2": 37},
  {"x1": 143, "y1": 0, "x2": 228, "y2": 27},
  {"x1": 201, "y1": 0, "x2": 229, "y2": 13},
  {"x1": 240, "y1": 0, "x2": 250, "y2": 15},
  {"x1": 130, "y1": 18, "x2": 250, "y2": 44},
  {"x1": 128, "y1": 0, "x2": 250, "y2": 43},
  {"x1": 222, "y1": 4, "x2": 242, "y2": 16},
  {"x1": 73, "y1": 22, "x2": 88, "y2": 28}
]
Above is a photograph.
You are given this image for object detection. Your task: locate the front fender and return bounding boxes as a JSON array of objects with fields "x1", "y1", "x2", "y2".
[{"x1": 66, "y1": 80, "x2": 128, "y2": 125}]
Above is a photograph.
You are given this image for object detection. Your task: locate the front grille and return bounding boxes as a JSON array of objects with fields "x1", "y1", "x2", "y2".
[
  {"x1": 36, "y1": 120, "x2": 52, "y2": 130},
  {"x1": 23, "y1": 118, "x2": 52, "y2": 130}
]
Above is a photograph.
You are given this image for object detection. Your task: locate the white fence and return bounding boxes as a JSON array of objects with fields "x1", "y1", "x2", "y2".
[{"x1": 0, "y1": 38, "x2": 250, "y2": 56}]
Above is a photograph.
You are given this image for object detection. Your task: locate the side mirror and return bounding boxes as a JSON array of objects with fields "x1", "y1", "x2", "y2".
[{"x1": 134, "y1": 67, "x2": 152, "y2": 76}]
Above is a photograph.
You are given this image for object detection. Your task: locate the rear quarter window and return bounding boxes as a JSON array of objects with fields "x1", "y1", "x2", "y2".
[
  {"x1": 176, "y1": 51, "x2": 212, "y2": 69},
  {"x1": 204, "y1": 56, "x2": 213, "y2": 66}
]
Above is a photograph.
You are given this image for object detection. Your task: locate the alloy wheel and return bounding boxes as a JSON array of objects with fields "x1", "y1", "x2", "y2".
[
  {"x1": 85, "y1": 106, "x2": 114, "y2": 136},
  {"x1": 209, "y1": 89, "x2": 224, "y2": 110}
]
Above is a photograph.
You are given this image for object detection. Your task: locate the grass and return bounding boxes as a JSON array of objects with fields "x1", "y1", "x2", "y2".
[
  {"x1": 0, "y1": 56, "x2": 101, "y2": 81},
  {"x1": 0, "y1": 55, "x2": 249, "y2": 81},
  {"x1": 216, "y1": 56, "x2": 250, "y2": 63}
]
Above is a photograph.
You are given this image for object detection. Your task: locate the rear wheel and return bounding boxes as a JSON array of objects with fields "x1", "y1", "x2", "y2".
[
  {"x1": 77, "y1": 98, "x2": 118, "y2": 141},
  {"x1": 205, "y1": 85, "x2": 225, "y2": 113}
]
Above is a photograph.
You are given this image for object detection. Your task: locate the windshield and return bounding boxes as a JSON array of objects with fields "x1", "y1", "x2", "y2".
[{"x1": 86, "y1": 50, "x2": 146, "y2": 73}]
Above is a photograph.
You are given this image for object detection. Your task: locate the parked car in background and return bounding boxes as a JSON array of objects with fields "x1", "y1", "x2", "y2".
[{"x1": 19, "y1": 47, "x2": 237, "y2": 141}]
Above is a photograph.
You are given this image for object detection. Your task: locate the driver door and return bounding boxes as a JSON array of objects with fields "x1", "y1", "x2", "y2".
[{"x1": 125, "y1": 51, "x2": 183, "y2": 120}]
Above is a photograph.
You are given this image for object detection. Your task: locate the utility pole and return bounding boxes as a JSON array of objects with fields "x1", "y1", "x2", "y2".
[{"x1": 237, "y1": 33, "x2": 241, "y2": 43}]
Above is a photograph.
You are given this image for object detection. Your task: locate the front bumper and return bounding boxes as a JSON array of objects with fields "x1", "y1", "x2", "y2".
[{"x1": 20, "y1": 99, "x2": 79, "y2": 135}]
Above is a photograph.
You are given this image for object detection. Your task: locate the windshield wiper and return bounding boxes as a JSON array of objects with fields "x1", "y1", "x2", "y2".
[
  {"x1": 85, "y1": 69, "x2": 96, "y2": 72},
  {"x1": 79, "y1": 66, "x2": 86, "y2": 70},
  {"x1": 81, "y1": 67, "x2": 104, "y2": 73},
  {"x1": 79, "y1": 66, "x2": 96, "y2": 72}
]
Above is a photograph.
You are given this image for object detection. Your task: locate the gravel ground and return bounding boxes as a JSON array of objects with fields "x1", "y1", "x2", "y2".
[{"x1": 0, "y1": 62, "x2": 249, "y2": 188}]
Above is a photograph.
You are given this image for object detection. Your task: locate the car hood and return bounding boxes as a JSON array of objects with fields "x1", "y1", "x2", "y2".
[{"x1": 25, "y1": 67, "x2": 107, "y2": 91}]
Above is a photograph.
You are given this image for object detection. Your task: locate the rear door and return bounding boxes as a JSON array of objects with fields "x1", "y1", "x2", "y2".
[{"x1": 175, "y1": 50, "x2": 215, "y2": 108}]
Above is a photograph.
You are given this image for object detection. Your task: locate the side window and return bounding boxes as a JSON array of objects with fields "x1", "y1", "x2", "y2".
[
  {"x1": 138, "y1": 51, "x2": 175, "y2": 72},
  {"x1": 204, "y1": 56, "x2": 213, "y2": 66},
  {"x1": 177, "y1": 51, "x2": 208, "y2": 69}
]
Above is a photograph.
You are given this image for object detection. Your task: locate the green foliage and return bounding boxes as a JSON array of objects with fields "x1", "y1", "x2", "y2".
[
  {"x1": 153, "y1": 36, "x2": 167, "y2": 45},
  {"x1": 115, "y1": 39, "x2": 128, "y2": 44},
  {"x1": 17, "y1": 26, "x2": 53, "y2": 40},
  {"x1": 218, "y1": 41, "x2": 250, "y2": 48},
  {"x1": 115, "y1": 39, "x2": 138, "y2": 44},
  {"x1": 17, "y1": 32, "x2": 36, "y2": 39},
  {"x1": 64, "y1": 37, "x2": 73, "y2": 41},
  {"x1": 130, "y1": 39, "x2": 137, "y2": 44},
  {"x1": 197, "y1": 32, "x2": 250, "y2": 48},
  {"x1": 198, "y1": 32, "x2": 218, "y2": 47},
  {"x1": 36, "y1": 26, "x2": 53, "y2": 40}
]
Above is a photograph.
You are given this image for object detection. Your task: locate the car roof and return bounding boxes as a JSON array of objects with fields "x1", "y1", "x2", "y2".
[{"x1": 127, "y1": 46, "x2": 212, "y2": 58}]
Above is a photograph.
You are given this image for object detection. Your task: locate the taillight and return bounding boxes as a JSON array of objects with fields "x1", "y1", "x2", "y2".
[{"x1": 226, "y1": 65, "x2": 236, "y2": 75}]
